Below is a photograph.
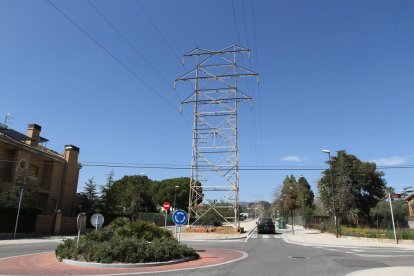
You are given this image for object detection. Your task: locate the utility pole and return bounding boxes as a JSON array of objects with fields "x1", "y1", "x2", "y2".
[
  {"x1": 175, "y1": 45, "x2": 258, "y2": 228},
  {"x1": 322, "y1": 149, "x2": 339, "y2": 238}
]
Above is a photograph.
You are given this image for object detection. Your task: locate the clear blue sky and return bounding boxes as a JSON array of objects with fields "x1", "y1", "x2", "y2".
[{"x1": 1, "y1": 0, "x2": 413, "y2": 202}]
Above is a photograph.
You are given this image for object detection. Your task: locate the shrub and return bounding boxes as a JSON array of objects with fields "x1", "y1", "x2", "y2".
[
  {"x1": 55, "y1": 238, "x2": 78, "y2": 261},
  {"x1": 213, "y1": 220, "x2": 222, "y2": 227},
  {"x1": 55, "y1": 219, "x2": 198, "y2": 264}
]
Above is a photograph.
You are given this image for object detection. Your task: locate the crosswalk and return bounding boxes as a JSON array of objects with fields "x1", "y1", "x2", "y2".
[
  {"x1": 248, "y1": 233, "x2": 414, "y2": 258},
  {"x1": 315, "y1": 245, "x2": 414, "y2": 258},
  {"x1": 250, "y1": 234, "x2": 283, "y2": 239}
]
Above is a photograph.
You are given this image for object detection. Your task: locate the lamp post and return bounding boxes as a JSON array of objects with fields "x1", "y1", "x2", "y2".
[
  {"x1": 299, "y1": 175, "x2": 306, "y2": 229},
  {"x1": 322, "y1": 149, "x2": 339, "y2": 238},
  {"x1": 173, "y1": 185, "x2": 179, "y2": 211}
]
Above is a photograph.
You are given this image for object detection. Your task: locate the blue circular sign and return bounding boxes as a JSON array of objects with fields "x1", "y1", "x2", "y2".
[{"x1": 172, "y1": 209, "x2": 188, "y2": 225}]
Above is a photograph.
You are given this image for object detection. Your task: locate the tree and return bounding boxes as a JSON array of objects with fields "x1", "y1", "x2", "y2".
[
  {"x1": 281, "y1": 175, "x2": 300, "y2": 217},
  {"x1": 318, "y1": 150, "x2": 386, "y2": 225},
  {"x1": 370, "y1": 199, "x2": 408, "y2": 229},
  {"x1": 297, "y1": 176, "x2": 314, "y2": 228},
  {"x1": 0, "y1": 170, "x2": 45, "y2": 210},
  {"x1": 150, "y1": 177, "x2": 203, "y2": 212},
  {"x1": 78, "y1": 177, "x2": 99, "y2": 214},
  {"x1": 100, "y1": 170, "x2": 115, "y2": 214},
  {"x1": 109, "y1": 175, "x2": 156, "y2": 217},
  {"x1": 273, "y1": 176, "x2": 300, "y2": 221}
]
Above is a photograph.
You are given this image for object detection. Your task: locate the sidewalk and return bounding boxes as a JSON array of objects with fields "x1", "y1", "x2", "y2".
[
  {"x1": 280, "y1": 224, "x2": 414, "y2": 250},
  {"x1": 179, "y1": 219, "x2": 257, "y2": 241},
  {"x1": 280, "y1": 224, "x2": 414, "y2": 276}
]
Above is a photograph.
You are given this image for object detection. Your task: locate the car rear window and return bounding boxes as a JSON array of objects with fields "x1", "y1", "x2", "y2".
[{"x1": 260, "y1": 218, "x2": 272, "y2": 224}]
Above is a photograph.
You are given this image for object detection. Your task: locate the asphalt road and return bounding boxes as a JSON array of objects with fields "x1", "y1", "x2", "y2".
[
  {"x1": 0, "y1": 241, "x2": 60, "y2": 259},
  {"x1": 176, "y1": 232, "x2": 414, "y2": 276},
  {"x1": 1, "y1": 232, "x2": 413, "y2": 275}
]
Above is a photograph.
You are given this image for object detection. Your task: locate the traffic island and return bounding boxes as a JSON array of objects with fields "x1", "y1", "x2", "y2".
[
  {"x1": 0, "y1": 248, "x2": 247, "y2": 275},
  {"x1": 56, "y1": 218, "x2": 198, "y2": 264}
]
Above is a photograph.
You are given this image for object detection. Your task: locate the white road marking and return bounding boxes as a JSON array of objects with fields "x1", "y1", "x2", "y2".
[{"x1": 356, "y1": 253, "x2": 414, "y2": 258}]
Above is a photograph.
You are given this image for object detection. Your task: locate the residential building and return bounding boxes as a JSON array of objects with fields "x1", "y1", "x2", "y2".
[
  {"x1": 0, "y1": 123, "x2": 80, "y2": 216},
  {"x1": 405, "y1": 193, "x2": 414, "y2": 217}
]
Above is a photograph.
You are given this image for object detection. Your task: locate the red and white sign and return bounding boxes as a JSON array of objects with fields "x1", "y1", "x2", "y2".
[
  {"x1": 391, "y1": 194, "x2": 401, "y2": 199},
  {"x1": 163, "y1": 202, "x2": 171, "y2": 210}
]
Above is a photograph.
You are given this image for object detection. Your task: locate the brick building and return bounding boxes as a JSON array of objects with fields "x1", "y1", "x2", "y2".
[{"x1": 0, "y1": 123, "x2": 80, "y2": 217}]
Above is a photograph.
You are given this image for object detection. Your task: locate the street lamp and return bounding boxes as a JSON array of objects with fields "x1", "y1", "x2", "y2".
[
  {"x1": 299, "y1": 175, "x2": 306, "y2": 229},
  {"x1": 322, "y1": 149, "x2": 339, "y2": 238},
  {"x1": 173, "y1": 185, "x2": 179, "y2": 211}
]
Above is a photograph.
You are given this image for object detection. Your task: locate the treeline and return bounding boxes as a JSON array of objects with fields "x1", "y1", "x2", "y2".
[
  {"x1": 274, "y1": 150, "x2": 411, "y2": 229},
  {"x1": 76, "y1": 172, "x2": 201, "y2": 219}
]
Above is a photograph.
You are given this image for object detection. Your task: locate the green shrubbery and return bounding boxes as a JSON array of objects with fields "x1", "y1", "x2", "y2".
[
  {"x1": 339, "y1": 226, "x2": 414, "y2": 240},
  {"x1": 308, "y1": 223, "x2": 414, "y2": 240},
  {"x1": 55, "y1": 218, "x2": 198, "y2": 263}
]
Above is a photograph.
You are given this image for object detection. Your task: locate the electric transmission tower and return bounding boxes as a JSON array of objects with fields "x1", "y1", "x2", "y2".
[{"x1": 175, "y1": 45, "x2": 258, "y2": 228}]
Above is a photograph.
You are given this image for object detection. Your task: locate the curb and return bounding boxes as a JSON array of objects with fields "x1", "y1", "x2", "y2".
[
  {"x1": 62, "y1": 256, "x2": 198, "y2": 268},
  {"x1": 180, "y1": 235, "x2": 249, "y2": 242},
  {"x1": 0, "y1": 249, "x2": 249, "y2": 275},
  {"x1": 340, "y1": 235, "x2": 414, "y2": 245}
]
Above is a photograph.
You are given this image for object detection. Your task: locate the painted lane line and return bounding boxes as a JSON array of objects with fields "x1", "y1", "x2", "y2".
[
  {"x1": 356, "y1": 253, "x2": 414, "y2": 258},
  {"x1": 244, "y1": 226, "x2": 257, "y2": 242}
]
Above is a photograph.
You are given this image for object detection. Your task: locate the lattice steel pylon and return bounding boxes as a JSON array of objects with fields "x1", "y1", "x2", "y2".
[{"x1": 174, "y1": 45, "x2": 258, "y2": 228}]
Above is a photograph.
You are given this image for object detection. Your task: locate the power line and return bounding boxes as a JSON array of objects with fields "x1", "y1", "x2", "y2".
[
  {"x1": 231, "y1": 0, "x2": 242, "y2": 45},
  {"x1": 250, "y1": 0, "x2": 264, "y2": 195},
  {"x1": 173, "y1": 0, "x2": 198, "y2": 47},
  {"x1": 85, "y1": 0, "x2": 175, "y2": 92},
  {"x1": 79, "y1": 162, "x2": 414, "y2": 171},
  {"x1": 84, "y1": 0, "x2": 192, "y2": 126},
  {"x1": 134, "y1": 0, "x2": 184, "y2": 67},
  {"x1": 46, "y1": 0, "x2": 179, "y2": 114},
  {"x1": 232, "y1": 0, "x2": 263, "y2": 197},
  {"x1": 2, "y1": 159, "x2": 414, "y2": 171}
]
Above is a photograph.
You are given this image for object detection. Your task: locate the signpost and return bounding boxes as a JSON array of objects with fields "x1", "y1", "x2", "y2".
[
  {"x1": 388, "y1": 192, "x2": 398, "y2": 244},
  {"x1": 13, "y1": 159, "x2": 28, "y2": 239},
  {"x1": 90, "y1": 213, "x2": 104, "y2": 231},
  {"x1": 76, "y1": 213, "x2": 86, "y2": 248},
  {"x1": 172, "y1": 209, "x2": 188, "y2": 242},
  {"x1": 163, "y1": 202, "x2": 170, "y2": 229}
]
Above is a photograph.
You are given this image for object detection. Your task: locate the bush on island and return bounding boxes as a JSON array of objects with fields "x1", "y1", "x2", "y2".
[{"x1": 56, "y1": 217, "x2": 198, "y2": 263}]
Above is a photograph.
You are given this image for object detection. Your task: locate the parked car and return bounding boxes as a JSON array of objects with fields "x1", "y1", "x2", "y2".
[{"x1": 257, "y1": 217, "x2": 275, "y2": 234}]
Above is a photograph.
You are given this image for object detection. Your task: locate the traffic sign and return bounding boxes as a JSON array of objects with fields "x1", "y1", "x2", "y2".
[
  {"x1": 172, "y1": 209, "x2": 188, "y2": 225},
  {"x1": 90, "y1": 213, "x2": 104, "y2": 228},
  {"x1": 163, "y1": 202, "x2": 171, "y2": 210}
]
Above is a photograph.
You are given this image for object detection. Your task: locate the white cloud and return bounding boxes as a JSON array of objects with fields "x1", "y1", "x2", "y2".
[
  {"x1": 371, "y1": 156, "x2": 408, "y2": 166},
  {"x1": 281, "y1": 155, "x2": 304, "y2": 163}
]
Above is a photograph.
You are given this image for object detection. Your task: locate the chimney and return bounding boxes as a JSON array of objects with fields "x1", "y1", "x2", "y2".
[
  {"x1": 27, "y1": 124, "x2": 41, "y2": 146},
  {"x1": 61, "y1": 144, "x2": 81, "y2": 216}
]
